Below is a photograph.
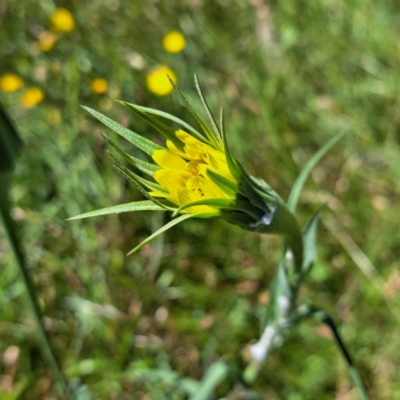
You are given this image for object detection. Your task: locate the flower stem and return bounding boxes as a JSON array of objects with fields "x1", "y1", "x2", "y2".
[{"x1": 270, "y1": 202, "x2": 304, "y2": 278}]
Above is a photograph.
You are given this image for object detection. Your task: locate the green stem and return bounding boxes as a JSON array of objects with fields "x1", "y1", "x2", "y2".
[
  {"x1": 269, "y1": 202, "x2": 304, "y2": 278},
  {"x1": 290, "y1": 305, "x2": 369, "y2": 400},
  {"x1": 316, "y1": 309, "x2": 369, "y2": 400},
  {"x1": 0, "y1": 177, "x2": 72, "y2": 399}
]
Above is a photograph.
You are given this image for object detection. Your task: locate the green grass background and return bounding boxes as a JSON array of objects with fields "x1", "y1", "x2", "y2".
[{"x1": 1, "y1": 0, "x2": 400, "y2": 398}]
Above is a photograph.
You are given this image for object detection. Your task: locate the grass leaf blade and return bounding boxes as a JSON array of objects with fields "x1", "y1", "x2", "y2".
[
  {"x1": 82, "y1": 105, "x2": 163, "y2": 155},
  {"x1": 67, "y1": 201, "x2": 164, "y2": 220},
  {"x1": 287, "y1": 129, "x2": 347, "y2": 213}
]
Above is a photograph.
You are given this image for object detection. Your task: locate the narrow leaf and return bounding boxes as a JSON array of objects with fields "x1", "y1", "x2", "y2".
[
  {"x1": 206, "y1": 169, "x2": 238, "y2": 197},
  {"x1": 124, "y1": 167, "x2": 168, "y2": 194},
  {"x1": 287, "y1": 129, "x2": 347, "y2": 213},
  {"x1": 220, "y1": 122, "x2": 242, "y2": 181},
  {"x1": 108, "y1": 153, "x2": 168, "y2": 194},
  {"x1": 311, "y1": 308, "x2": 370, "y2": 400},
  {"x1": 0, "y1": 105, "x2": 23, "y2": 175},
  {"x1": 126, "y1": 213, "x2": 195, "y2": 255},
  {"x1": 114, "y1": 164, "x2": 173, "y2": 210},
  {"x1": 82, "y1": 106, "x2": 163, "y2": 155},
  {"x1": 120, "y1": 102, "x2": 185, "y2": 151},
  {"x1": 67, "y1": 201, "x2": 164, "y2": 220},
  {"x1": 167, "y1": 76, "x2": 220, "y2": 149},
  {"x1": 123, "y1": 103, "x2": 207, "y2": 144},
  {"x1": 114, "y1": 160, "x2": 167, "y2": 194},
  {"x1": 236, "y1": 162, "x2": 276, "y2": 210},
  {"x1": 173, "y1": 198, "x2": 231, "y2": 216},
  {"x1": 301, "y1": 206, "x2": 324, "y2": 277},
  {"x1": 194, "y1": 73, "x2": 222, "y2": 142},
  {"x1": 219, "y1": 107, "x2": 225, "y2": 140},
  {"x1": 103, "y1": 134, "x2": 159, "y2": 176},
  {"x1": 173, "y1": 197, "x2": 262, "y2": 221},
  {"x1": 189, "y1": 361, "x2": 230, "y2": 400}
]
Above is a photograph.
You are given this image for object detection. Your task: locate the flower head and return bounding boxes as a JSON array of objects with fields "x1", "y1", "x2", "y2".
[
  {"x1": 50, "y1": 8, "x2": 75, "y2": 32},
  {"x1": 38, "y1": 31, "x2": 58, "y2": 52},
  {"x1": 162, "y1": 31, "x2": 186, "y2": 54},
  {"x1": 146, "y1": 66, "x2": 177, "y2": 96},
  {"x1": 1, "y1": 74, "x2": 24, "y2": 93},
  {"x1": 20, "y1": 87, "x2": 44, "y2": 108},
  {"x1": 91, "y1": 78, "x2": 108, "y2": 94},
  {"x1": 73, "y1": 75, "x2": 287, "y2": 256}
]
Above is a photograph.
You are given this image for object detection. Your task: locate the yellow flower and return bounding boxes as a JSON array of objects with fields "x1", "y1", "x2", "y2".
[
  {"x1": 91, "y1": 78, "x2": 108, "y2": 94},
  {"x1": 0, "y1": 74, "x2": 24, "y2": 93},
  {"x1": 38, "y1": 31, "x2": 58, "y2": 52},
  {"x1": 48, "y1": 109, "x2": 61, "y2": 125},
  {"x1": 150, "y1": 129, "x2": 235, "y2": 214},
  {"x1": 146, "y1": 66, "x2": 177, "y2": 96},
  {"x1": 74, "y1": 76, "x2": 281, "y2": 256},
  {"x1": 20, "y1": 87, "x2": 44, "y2": 108},
  {"x1": 162, "y1": 31, "x2": 186, "y2": 54},
  {"x1": 50, "y1": 8, "x2": 75, "y2": 32}
]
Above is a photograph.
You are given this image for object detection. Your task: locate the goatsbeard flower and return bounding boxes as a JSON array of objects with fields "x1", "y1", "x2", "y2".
[{"x1": 71, "y1": 76, "x2": 302, "y2": 267}]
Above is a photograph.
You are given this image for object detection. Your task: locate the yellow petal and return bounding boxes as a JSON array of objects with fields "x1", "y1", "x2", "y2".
[
  {"x1": 166, "y1": 139, "x2": 188, "y2": 159},
  {"x1": 187, "y1": 176, "x2": 228, "y2": 199},
  {"x1": 176, "y1": 189, "x2": 218, "y2": 214},
  {"x1": 152, "y1": 149, "x2": 187, "y2": 170},
  {"x1": 204, "y1": 150, "x2": 233, "y2": 179}
]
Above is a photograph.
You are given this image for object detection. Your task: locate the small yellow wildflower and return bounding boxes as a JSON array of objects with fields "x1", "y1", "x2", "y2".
[
  {"x1": 20, "y1": 87, "x2": 44, "y2": 108},
  {"x1": 48, "y1": 109, "x2": 61, "y2": 125},
  {"x1": 146, "y1": 66, "x2": 177, "y2": 96},
  {"x1": 50, "y1": 8, "x2": 75, "y2": 32},
  {"x1": 151, "y1": 130, "x2": 235, "y2": 214},
  {"x1": 162, "y1": 31, "x2": 186, "y2": 54},
  {"x1": 91, "y1": 78, "x2": 108, "y2": 94},
  {"x1": 0, "y1": 74, "x2": 24, "y2": 93},
  {"x1": 38, "y1": 31, "x2": 58, "y2": 52}
]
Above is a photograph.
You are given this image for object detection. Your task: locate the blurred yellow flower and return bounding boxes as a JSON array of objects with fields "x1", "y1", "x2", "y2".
[
  {"x1": 50, "y1": 8, "x2": 75, "y2": 32},
  {"x1": 162, "y1": 31, "x2": 186, "y2": 53},
  {"x1": 38, "y1": 31, "x2": 58, "y2": 52},
  {"x1": 0, "y1": 74, "x2": 24, "y2": 93},
  {"x1": 48, "y1": 109, "x2": 61, "y2": 125},
  {"x1": 91, "y1": 78, "x2": 108, "y2": 94},
  {"x1": 20, "y1": 87, "x2": 44, "y2": 108},
  {"x1": 146, "y1": 66, "x2": 177, "y2": 96}
]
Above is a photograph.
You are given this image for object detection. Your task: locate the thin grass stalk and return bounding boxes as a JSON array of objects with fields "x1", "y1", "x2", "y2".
[{"x1": 0, "y1": 177, "x2": 72, "y2": 399}]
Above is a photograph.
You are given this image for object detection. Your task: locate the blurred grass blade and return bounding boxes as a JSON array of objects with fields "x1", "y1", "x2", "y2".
[
  {"x1": 67, "y1": 201, "x2": 164, "y2": 220},
  {"x1": 0, "y1": 104, "x2": 23, "y2": 175},
  {"x1": 288, "y1": 304, "x2": 369, "y2": 400},
  {"x1": 312, "y1": 307, "x2": 369, "y2": 400},
  {"x1": 82, "y1": 106, "x2": 163, "y2": 155},
  {"x1": 287, "y1": 129, "x2": 347, "y2": 213},
  {"x1": 126, "y1": 213, "x2": 195, "y2": 255},
  {"x1": 0, "y1": 106, "x2": 72, "y2": 398},
  {"x1": 189, "y1": 360, "x2": 230, "y2": 400}
]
